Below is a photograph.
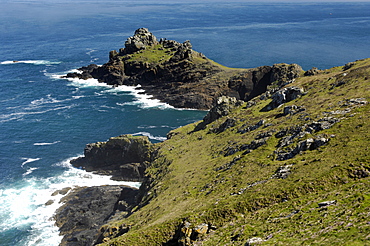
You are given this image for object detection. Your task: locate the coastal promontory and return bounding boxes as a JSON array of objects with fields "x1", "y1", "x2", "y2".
[
  {"x1": 56, "y1": 29, "x2": 370, "y2": 245},
  {"x1": 65, "y1": 28, "x2": 303, "y2": 109}
]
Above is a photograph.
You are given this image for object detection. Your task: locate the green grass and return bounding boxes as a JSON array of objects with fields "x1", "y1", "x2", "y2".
[
  {"x1": 125, "y1": 44, "x2": 176, "y2": 64},
  {"x1": 99, "y1": 59, "x2": 370, "y2": 245}
]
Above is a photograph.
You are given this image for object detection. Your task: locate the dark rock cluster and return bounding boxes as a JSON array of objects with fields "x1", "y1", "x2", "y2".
[
  {"x1": 70, "y1": 134, "x2": 153, "y2": 181},
  {"x1": 54, "y1": 185, "x2": 139, "y2": 246}
]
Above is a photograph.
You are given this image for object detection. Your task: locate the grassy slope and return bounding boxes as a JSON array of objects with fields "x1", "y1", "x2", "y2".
[{"x1": 102, "y1": 59, "x2": 370, "y2": 245}]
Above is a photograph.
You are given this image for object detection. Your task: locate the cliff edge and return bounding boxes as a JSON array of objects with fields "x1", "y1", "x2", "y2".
[{"x1": 65, "y1": 28, "x2": 303, "y2": 109}]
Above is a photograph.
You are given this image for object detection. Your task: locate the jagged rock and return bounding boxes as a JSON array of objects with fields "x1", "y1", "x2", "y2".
[
  {"x1": 262, "y1": 86, "x2": 305, "y2": 111},
  {"x1": 343, "y1": 62, "x2": 356, "y2": 71},
  {"x1": 55, "y1": 185, "x2": 139, "y2": 246},
  {"x1": 305, "y1": 117, "x2": 340, "y2": 132},
  {"x1": 270, "y1": 63, "x2": 303, "y2": 85},
  {"x1": 272, "y1": 164, "x2": 293, "y2": 179},
  {"x1": 283, "y1": 105, "x2": 305, "y2": 116},
  {"x1": 228, "y1": 66, "x2": 272, "y2": 101},
  {"x1": 223, "y1": 136, "x2": 269, "y2": 157},
  {"x1": 211, "y1": 118, "x2": 237, "y2": 133},
  {"x1": 194, "y1": 96, "x2": 243, "y2": 131},
  {"x1": 255, "y1": 130, "x2": 275, "y2": 140},
  {"x1": 45, "y1": 200, "x2": 54, "y2": 206},
  {"x1": 123, "y1": 28, "x2": 159, "y2": 54},
  {"x1": 98, "y1": 224, "x2": 130, "y2": 244},
  {"x1": 238, "y1": 119, "x2": 265, "y2": 134},
  {"x1": 246, "y1": 137, "x2": 269, "y2": 150},
  {"x1": 173, "y1": 221, "x2": 209, "y2": 246},
  {"x1": 304, "y1": 67, "x2": 320, "y2": 76},
  {"x1": 70, "y1": 134, "x2": 153, "y2": 181},
  {"x1": 51, "y1": 187, "x2": 71, "y2": 196},
  {"x1": 276, "y1": 137, "x2": 330, "y2": 161}
]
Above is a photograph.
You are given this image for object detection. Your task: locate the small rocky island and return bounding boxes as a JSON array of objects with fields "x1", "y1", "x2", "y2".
[
  {"x1": 66, "y1": 28, "x2": 302, "y2": 109},
  {"x1": 55, "y1": 28, "x2": 370, "y2": 245}
]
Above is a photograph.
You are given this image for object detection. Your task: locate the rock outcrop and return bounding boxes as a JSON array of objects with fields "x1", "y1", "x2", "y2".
[
  {"x1": 65, "y1": 28, "x2": 303, "y2": 109},
  {"x1": 70, "y1": 134, "x2": 153, "y2": 181},
  {"x1": 54, "y1": 185, "x2": 139, "y2": 246}
]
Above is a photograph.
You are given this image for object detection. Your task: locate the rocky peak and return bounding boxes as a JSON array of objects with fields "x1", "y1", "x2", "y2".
[
  {"x1": 124, "y1": 28, "x2": 159, "y2": 54},
  {"x1": 270, "y1": 63, "x2": 303, "y2": 86}
]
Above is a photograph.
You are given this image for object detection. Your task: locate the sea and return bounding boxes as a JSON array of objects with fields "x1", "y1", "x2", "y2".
[{"x1": 1, "y1": 1, "x2": 370, "y2": 245}]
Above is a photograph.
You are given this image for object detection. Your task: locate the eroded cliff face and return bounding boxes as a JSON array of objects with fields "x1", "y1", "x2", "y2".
[
  {"x1": 65, "y1": 28, "x2": 303, "y2": 109},
  {"x1": 70, "y1": 134, "x2": 153, "y2": 182},
  {"x1": 54, "y1": 185, "x2": 139, "y2": 246}
]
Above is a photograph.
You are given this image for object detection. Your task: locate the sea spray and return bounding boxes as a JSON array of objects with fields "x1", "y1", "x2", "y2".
[{"x1": 0, "y1": 157, "x2": 140, "y2": 246}]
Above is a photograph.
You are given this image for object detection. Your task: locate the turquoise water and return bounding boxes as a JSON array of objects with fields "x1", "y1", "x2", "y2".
[{"x1": 1, "y1": 1, "x2": 370, "y2": 245}]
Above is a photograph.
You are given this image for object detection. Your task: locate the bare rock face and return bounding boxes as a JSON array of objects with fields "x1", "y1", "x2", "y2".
[
  {"x1": 70, "y1": 135, "x2": 153, "y2": 181},
  {"x1": 124, "y1": 27, "x2": 159, "y2": 54},
  {"x1": 270, "y1": 63, "x2": 303, "y2": 85},
  {"x1": 194, "y1": 96, "x2": 243, "y2": 131},
  {"x1": 54, "y1": 185, "x2": 139, "y2": 246},
  {"x1": 262, "y1": 86, "x2": 305, "y2": 111}
]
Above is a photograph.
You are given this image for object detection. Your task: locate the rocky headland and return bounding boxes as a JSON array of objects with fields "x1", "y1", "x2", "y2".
[
  {"x1": 55, "y1": 28, "x2": 370, "y2": 245},
  {"x1": 65, "y1": 28, "x2": 302, "y2": 109}
]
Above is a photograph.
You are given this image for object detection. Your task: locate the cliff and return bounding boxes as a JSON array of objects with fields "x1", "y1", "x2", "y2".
[
  {"x1": 65, "y1": 28, "x2": 303, "y2": 109},
  {"x1": 55, "y1": 57, "x2": 370, "y2": 245}
]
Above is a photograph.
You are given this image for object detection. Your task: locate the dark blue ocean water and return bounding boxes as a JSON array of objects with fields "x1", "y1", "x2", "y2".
[{"x1": 1, "y1": 1, "x2": 370, "y2": 245}]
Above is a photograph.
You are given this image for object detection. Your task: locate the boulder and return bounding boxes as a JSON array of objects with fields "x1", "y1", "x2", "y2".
[
  {"x1": 270, "y1": 63, "x2": 303, "y2": 85},
  {"x1": 123, "y1": 28, "x2": 159, "y2": 54},
  {"x1": 194, "y1": 96, "x2": 243, "y2": 131},
  {"x1": 263, "y1": 86, "x2": 305, "y2": 111},
  {"x1": 304, "y1": 67, "x2": 320, "y2": 76},
  {"x1": 283, "y1": 105, "x2": 305, "y2": 116}
]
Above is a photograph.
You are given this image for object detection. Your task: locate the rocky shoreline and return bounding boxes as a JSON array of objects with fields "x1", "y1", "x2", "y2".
[
  {"x1": 53, "y1": 28, "x2": 370, "y2": 245},
  {"x1": 65, "y1": 28, "x2": 303, "y2": 110},
  {"x1": 54, "y1": 135, "x2": 152, "y2": 245},
  {"x1": 55, "y1": 28, "x2": 305, "y2": 245}
]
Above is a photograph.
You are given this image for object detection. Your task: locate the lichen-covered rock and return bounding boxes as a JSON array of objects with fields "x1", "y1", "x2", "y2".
[
  {"x1": 124, "y1": 27, "x2": 159, "y2": 54},
  {"x1": 263, "y1": 86, "x2": 305, "y2": 111},
  {"x1": 276, "y1": 136, "x2": 330, "y2": 161},
  {"x1": 194, "y1": 96, "x2": 243, "y2": 131},
  {"x1": 270, "y1": 63, "x2": 303, "y2": 85}
]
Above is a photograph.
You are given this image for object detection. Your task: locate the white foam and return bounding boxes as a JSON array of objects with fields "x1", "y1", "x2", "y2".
[
  {"x1": 0, "y1": 156, "x2": 140, "y2": 246},
  {"x1": 132, "y1": 131, "x2": 167, "y2": 142},
  {"x1": 30, "y1": 94, "x2": 64, "y2": 106},
  {"x1": 21, "y1": 158, "x2": 41, "y2": 167},
  {"x1": 49, "y1": 69, "x2": 175, "y2": 109},
  {"x1": 23, "y1": 167, "x2": 39, "y2": 177},
  {"x1": 0, "y1": 105, "x2": 76, "y2": 123},
  {"x1": 0, "y1": 60, "x2": 61, "y2": 65},
  {"x1": 138, "y1": 125, "x2": 173, "y2": 129},
  {"x1": 33, "y1": 141, "x2": 61, "y2": 146}
]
